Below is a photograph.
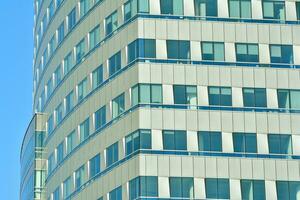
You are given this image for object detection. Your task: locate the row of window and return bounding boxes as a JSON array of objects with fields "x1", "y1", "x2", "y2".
[
  {"x1": 36, "y1": 0, "x2": 300, "y2": 55},
  {"x1": 48, "y1": 128, "x2": 296, "y2": 194},
  {"x1": 35, "y1": 0, "x2": 300, "y2": 93},
  {"x1": 52, "y1": 175, "x2": 300, "y2": 200},
  {"x1": 37, "y1": 38, "x2": 296, "y2": 112},
  {"x1": 46, "y1": 82, "x2": 300, "y2": 138}
]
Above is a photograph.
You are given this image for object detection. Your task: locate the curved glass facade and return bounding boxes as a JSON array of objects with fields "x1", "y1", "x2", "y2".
[{"x1": 21, "y1": 0, "x2": 300, "y2": 199}]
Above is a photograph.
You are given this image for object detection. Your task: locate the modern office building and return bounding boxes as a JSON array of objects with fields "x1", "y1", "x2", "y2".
[{"x1": 20, "y1": 0, "x2": 300, "y2": 199}]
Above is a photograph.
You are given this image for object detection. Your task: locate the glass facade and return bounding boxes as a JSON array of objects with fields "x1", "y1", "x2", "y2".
[
  {"x1": 202, "y1": 42, "x2": 225, "y2": 61},
  {"x1": 205, "y1": 178, "x2": 230, "y2": 199},
  {"x1": 125, "y1": 130, "x2": 151, "y2": 155},
  {"x1": 163, "y1": 130, "x2": 187, "y2": 150},
  {"x1": 243, "y1": 88, "x2": 267, "y2": 108},
  {"x1": 208, "y1": 87, "x2": 232, "y2": 106},
  {"x1": 229, "y1": 0, "x2": 251, "y2": 18},
  {"x1": 173, "y1": 85, "x2": 197, "y2": 105},
  {"x1": 194, "y1": 0, "x2": 218, "y2": 17},
  {"x1": 131, "y1": 84, "x2": 162, "y2": 106},
  {"x1": 198, "y1": 131, "x2": 222, "y2": 152},
  {"x1": 129, "y1": 176, "x2": 158, "y2": 200},
  {"x1": 263, "y1": 0, "x2": 285, "y2": 20}
]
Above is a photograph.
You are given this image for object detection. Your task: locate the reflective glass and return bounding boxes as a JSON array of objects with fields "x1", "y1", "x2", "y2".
[{"x1": 205, "y1": 178, "x2": 230, "y2": 199}]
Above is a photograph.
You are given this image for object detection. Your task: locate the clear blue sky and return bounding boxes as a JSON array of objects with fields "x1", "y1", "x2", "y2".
[{"x1": 0, "y1": 1, "x2": 33, "y2": 199}]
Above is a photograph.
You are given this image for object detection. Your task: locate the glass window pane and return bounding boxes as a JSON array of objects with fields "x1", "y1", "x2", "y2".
[
  {"x1": 140, "y1": 130, "x2": 151, "y2": 149},
  {"x1": 220, "y1": 87, "x2": 232, "y2": 106},
  {"x1": 241, "y1": 180, "x2": 253, "y2": 200},
  {"x1": 182, "y1": 178, "x2": 194, "y2": 198},
  {"x1": 131, "y1": 85, "x2": 139, "y2": 106},
  {"x1": 233, "y1": 133, "x2": 245, "y2": 152},
  {"x1": 173, "y1": 0, "x2": 184, "y2": 15},
  {"x1": 170, "y1": 177, "x2": 182, "y2": 197},
  {"x1": 211, "y1": 132, "x2": 222, "y2": 152},
  {"x1": 160, "y1": 0, "x2": 173, "y2": 14},
  {"x1": 167, "y1": 40, "x2": 178, "y2": 59},
  {"x1": 290, "y1": 91, "x2": 300, "y2": 109},
  {"x1": 280, "y1": 135, "x2": 292, "y2": 154},
  {"x1": 278, "y1": 90, "x2": 290, "y2": 109},
  {"x1": 198, "y1": 131, "x2": 210, "y2": 151},
  {"x1": 186, "y1": 86, "x2": 197, "y2": 105},
  {"x1": 202, "y1": 42, "x2": 214, "y2": 60},
  {"x1": 245, "y1": 133, "x2": 257, "y2": 153},
  {"x1": 268, "y1": 134, "x2": 281, "y2": 154},
  {"x1": 209, "y1": 87, "x2": 220, "y2": 106},
  {"x1": 214, "y1": 43, "x2": 225, "y2": 61},
  {"x1": 289, "y1": 181, "x2": 300, "y2": 200},
  {"x1": 243, "y1": 88, "x2": 255, "y2": 107},
  {"x1": 140, "y1": 84, "x2": 151, "y2": 103},
  {"x1": 255, "y1": 89, "x2": 267, "y2": 107},
  {"x1": 174, "y1": 85, "x2": 186, "y2": 104},
  {"x1": 218, "y1": 179, "x2": 230, "y2": 199},
  {"x1": 205, "y1": 178, "x2": 218, "y2": 199},
  {"x1": 163, "y1": 130, "x2": 175, "y2": 150},
  {"x1": 241, "y1": 0, "x2": 251, "y2": 18},
  {"x1": 276, "y1": 181, "x2": 289, "y2": 200},
  {"x1": 253, "y1": 180, "x2": 266, "y2": 200},
  {"x1": 144, "y1": 39, "x2": 156, "y2": 58},
  {"x1": 179, "y1": 41, "x2": 190, "y2": 59},
  {"x1": 229, "y1": 0, "x2": 240, "y2": 18},
  {"x1": 175, "y1": 131, "x2": 187, "y2": 150},
  {"x1": 151, "y1": 85, "x2": 162, "y2": 103},
  {"x1": 138, "y1": 0, "x2": 149, "y2": 13}
]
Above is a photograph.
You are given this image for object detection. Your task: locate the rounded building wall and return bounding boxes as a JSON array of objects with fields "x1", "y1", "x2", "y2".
[{"x1": 21, "y1": 0, "x2": 300, "y2": 199}]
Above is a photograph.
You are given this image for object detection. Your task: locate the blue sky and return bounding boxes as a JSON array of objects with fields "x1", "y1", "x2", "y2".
[{"x1": 0, "y1": 0, "x2": 33, "y2": 199}]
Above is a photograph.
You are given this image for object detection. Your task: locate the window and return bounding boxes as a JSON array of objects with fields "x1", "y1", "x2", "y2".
[
  {"x1": 126, "y1": 130, "x2": 151, "y2": 155},
  {"x1": 129, "y1": 176, "x2": 158, "y2": 200},
  {"x1": 63, "y1": 177, "x2": 72, "y2": 199},
  {"x1": 43, "y1": 49, "x2": 48, "y2": 66},
  {"x1": 236, "y1": 43, "x2": 259, "y2": 62},
  {"x1": 167, "y1": 40, "x2": 190, "y2": 60},
  {"x1": 49, "y1": 35, "x2": 56, "y2": 55},
  {"x1": 46, "y1": 78, "x2": 53, "y2": 98},
  {"x1": 57, "y1": 22, "x2": 65, "y2": 44},
  {"x1": 201, "y1": 42, "x2": 225, "y2": 61},
  {"x1": 229, "y1": 0, "x2": 251, "y2": 18},
  {"x1": 77, "y1": 78, "x2": 88, "y2": 101},
  {"x1": 268, "y1": 134, "x2": 292, "y2": 155},
  {"x1": 80, "y1": 0, "x2": 91, "y2": 17},
  {"x1": 112, "y1": 93, "x2": 125, "y2": 119},
  {"x1": 173, "y1": 85, "x2": 197, "y2": 105},
  {"x1": 198, "y1": 131, "x2": 222, "y2": 152},
  {"x1": 243, "y1": 88, "x2": 267, "y2": 108},
  {"x1": 127, "y1": 39, "x2": 156, "y2": 63},
  {"x1": 241, "y1": 180, "x2": 266, "y2": 200},
  {"x1": 278, "y1": 89, "x2": 300, "y2": 109},
  {"x1": 194, "y1": 0, "x2": 217, "y2": 16},
  {"x1": 169, "y1": 177, "x2": 194, "y2": 198},
  {"x1": 124, "y1": 0, "x2": 150, "y2": 21},
  {"x1": 131, "y1": 84, "x2": 162, "y2": 106},
  {"x1": 160, "y1": 0, "x2": 183, "y2": 15},
  {"x1": 95, "y1": 106, "x2": 106, "y2": 130},
  {"x1": 56, "y1": 0, "x2": 62, "y2": 7},
  {"x1": 54, "y1": 65, "x2": 62, "y2": 87},
  {"x1": 109, "y1": 186, "x2": 122, "y2": 200},
  {"x1": 205, "y1": 178, "x2": 230, "y2": 199},
  {"x1": 55, "y1": 103, "x2": 63, "y2": 124},
  {"x1": 105, "y1": 11, "x2": 118, "y2": 36},
  {"x1": 89, "y1": 154, "x2": 100, "y2": 178},
  {"x1": 79, "y1": 118, "x2": 90, "y2": 142},
  {"x1": 106, "y1": 142, "x2": 119, "y2": 167},
  {"x1": 270, "y1": 45, "x2": 293, "y2": 64},
  {"x1": 68, "y1": 8, "x2": 76, "y2": 31},
  {"x1": 75, "y1": 165, "x2": 86, "y2": 189},
  {"x1": 48, "y1": 1, "x2": 55, "y2": 20},
  {"x1": 66, "y1": 130, "x2": 76, "y2": 154},
  {"x1": 109, "y1": 51, "x2": 121, "y2": 76},
  {"x1": 276, "y1": 181, "x2": 300, "y2": 200},
  {"x1": 233, "y1": 133, "x2": 257, "y2": 153},
  {"x1": 297, "y1": 2, "x2": 300, "y2": 20},
  {"x1": 57, "y1": 141, "x2": 64, "y2": 164},
  {"x1": 163, "y1": 130, "x2": 187, "y2": 150},
  {"x1": 48, "y1": 153, "x2": 55, "y2": 173},
  {"x1": 208, "y1": 87, "x2": 232, "y2": 106},
  {"x1": 89, "y1": 25, "x2": 100, "y2": 50},
  {"x1": 42, "y1": 14, "x2": 47, "y2": 34},
  {"x1": 47, "y1": 115, "x2": 54, "y2": 135},
  {"x1": 65, "y1": 90, "x2": 74, "y2": 114},
  {"x1": 263, "y1": 0, "x2": 285, "y2": 20},
  {"x1": 53, "y1": 187, "x2": 60, "y2": 200},
  {"x1": 64, "y1": 52, "x2": 73, "y2": 75},
  {"x1": 92, "y1": 65, "x2": 103, "y2": 89},
  {"x1": 76, "y1": 39, "x2": 86, "y2": 62}
]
